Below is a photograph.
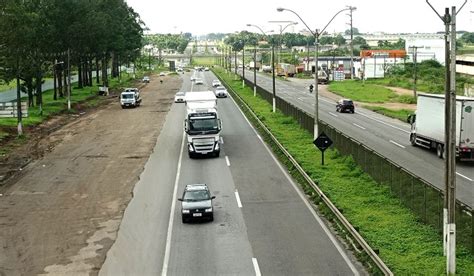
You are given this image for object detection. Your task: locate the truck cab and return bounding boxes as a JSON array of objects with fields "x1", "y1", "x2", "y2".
[
  {"x1": 120, "y1": 88, "x2": 141, "y2": 108},
  {"x1": 184, "y1": 91, "x2": 221, "y2": 158}
]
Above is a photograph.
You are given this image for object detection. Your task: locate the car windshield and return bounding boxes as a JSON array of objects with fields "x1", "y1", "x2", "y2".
[
  {"x1": 122, "y1": 94, "x2": 134, "y2": 99},
  {"x1": 216, "y1": 87, "x2": 225, "y2": 91},
  {"x1": 183, "y1": 190, "x2": 210, "y2": 201},
  {"x1": 188, "y1": 117, "x2": 219, "y2": 134},
  {"x1": 176, "y1": 92, "x2": 184, "y2": 96},
  {"x1": 343, "y1": 100, "x2": 353, "y2": 105}
]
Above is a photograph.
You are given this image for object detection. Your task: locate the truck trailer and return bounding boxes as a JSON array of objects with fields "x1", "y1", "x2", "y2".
[
  {"x1": 184, "y1": 91, "x2": 221, "y2": 158},
  {"x1": 407, "y1": 93, "x2": 474, "y2": 161}
]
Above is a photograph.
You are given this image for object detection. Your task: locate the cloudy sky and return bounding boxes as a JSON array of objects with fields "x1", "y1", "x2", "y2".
[{"x1": 126, "y1": 0, "x2": 474, "y2": 35}]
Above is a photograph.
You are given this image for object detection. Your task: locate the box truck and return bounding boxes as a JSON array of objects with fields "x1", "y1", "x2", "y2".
[
  {"x1": 407, "y1": 93, "x2": 474, "y2": 161},
  {"x1": 184, "y1": 91, "x2": 221, "y2": 158}
]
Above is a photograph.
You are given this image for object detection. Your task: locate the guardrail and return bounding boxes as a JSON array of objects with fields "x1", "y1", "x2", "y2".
[
  {"x1": 216, "y1": 70, "x2": 394, "y2": 275},
  {"x1": 0, "y1": 101, "x2": 28, "y2": 118}
]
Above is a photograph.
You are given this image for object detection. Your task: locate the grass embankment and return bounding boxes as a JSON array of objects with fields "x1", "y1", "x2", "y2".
[
  {"x1": 328, "y1": 80, "x2": 415, "y2": 121},
  {"x1": 0, "y1": 71, "x2": 149, "y2": 145},
  {"x1": 213, "y1": 67, "x2": 474, "y2": 274},
  {"x1": 192, "y1": 57, "x2": 218, "y2": 66}
]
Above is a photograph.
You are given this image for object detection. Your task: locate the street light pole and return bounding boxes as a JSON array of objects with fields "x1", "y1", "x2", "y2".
[
  {"x1": 347, "y1": 6, "x2": 357, "y2": 80},
  {"x1": 242, "y1": 40, "x2": 245, "y2": 88},
  {"x1": 254, "y1": 45, "x2": 257, "y2": 97},
  {"x1": 247, "y1": 24, "x2": 275, "y2": 110},
  {"x1": 278, "y1": 6, "x2": 354, "y2": 139}
]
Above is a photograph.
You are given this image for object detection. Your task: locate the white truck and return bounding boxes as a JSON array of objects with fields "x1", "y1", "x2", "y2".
[
  {"x1": 184, "y1": 91, "x2": 221, "y2": 158},
  {"x1": 120, "y1": 88, "x2": 141, "y2": 108},
  {"x1": 408, "y1": 93, "x2": 474, "y2": 161}
]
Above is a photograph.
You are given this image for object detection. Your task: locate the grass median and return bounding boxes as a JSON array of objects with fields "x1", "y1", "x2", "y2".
[{"x1": 213, "y1": 67, "x2": 474, "y2": 274}]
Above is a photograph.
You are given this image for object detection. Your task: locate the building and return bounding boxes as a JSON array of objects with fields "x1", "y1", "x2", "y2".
[{"x1": 405, "y1": 37, "x2": 444, "y2": 64}]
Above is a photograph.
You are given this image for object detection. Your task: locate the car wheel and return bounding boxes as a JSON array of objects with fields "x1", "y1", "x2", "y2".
[
  {"x1": 410, "y1": 134, "x2": 417, "y2": 146},
  {"x1": 351, "y1": 110, "x2": 355, "y2": 114},
  {"x1": 436, "y1": 143, "x2": 444, "y2": 159},
  {"x1": 182, "y1": 216, "x2": 187, "y2": 223},
  {"x1": 214, "y1": 151, "x2": 220, "y2": 158},
  {"x1": 209, "y1": 214, "x2": 214, "y2": 222}
]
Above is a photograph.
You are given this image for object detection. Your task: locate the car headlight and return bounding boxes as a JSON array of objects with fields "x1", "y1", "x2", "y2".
[
  {"x1": 205, "y1": 208, "x2": 213, "y2": 212},
  {"x1": 182, "y1": 209, "x2": 190, "y2": 214},
  {"x1": 188, "y1": 144, "x2": 195, "y2": 152}
]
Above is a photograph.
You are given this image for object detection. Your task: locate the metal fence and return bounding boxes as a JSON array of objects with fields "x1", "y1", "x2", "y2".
[{"x1": 244, "y1": 77, "x2": 473, "y2": 255}]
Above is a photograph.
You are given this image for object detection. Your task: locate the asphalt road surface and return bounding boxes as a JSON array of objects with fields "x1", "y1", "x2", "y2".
[
  {"x1": 100, "y1": 70, "x2": 365, "y2": 275},
  {"x1": 237, "y1": 69, "x2": 473, "y2": 208}
]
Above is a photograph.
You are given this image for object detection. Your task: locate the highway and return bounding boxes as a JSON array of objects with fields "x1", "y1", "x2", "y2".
[
  {"x1": 237, "y1": 69, "x2": 473, "y2": 208},
  {"x1": 99, "y1": 70, "x2": 365, "y2": 275}
]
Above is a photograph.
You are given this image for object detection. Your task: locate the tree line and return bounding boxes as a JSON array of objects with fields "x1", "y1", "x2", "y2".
[{"x1": 0, "y1": 0, "x2": 144, "y2": 110}]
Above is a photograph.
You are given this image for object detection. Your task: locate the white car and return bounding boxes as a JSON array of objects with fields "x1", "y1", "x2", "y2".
[
  {"x1": 195, "y1": 78, "x2": 204, "y2": 85},
  {"x1": 211, "y1": 80, "x2": 221, "y2": 87},
  {"x1": 214, "y1": 86, "x2": 228, "y2": 98},
  {"x1": 190, "y1": 76, "x2": 196, "y2": 81},
  {"x1": 159, "y1": 72, "x2": 165, "y2": 76},
  {"x1": 174, "y1": 92, "x2": 186, "y2": 103}
]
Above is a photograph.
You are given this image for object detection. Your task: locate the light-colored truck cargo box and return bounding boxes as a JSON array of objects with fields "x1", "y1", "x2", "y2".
[{"x1": 408, "y1": 93, "x2": 474, "y2": 160}]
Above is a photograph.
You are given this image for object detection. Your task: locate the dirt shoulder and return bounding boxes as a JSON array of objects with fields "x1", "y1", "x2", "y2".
[{"x1": 0, "y1": 75, "x2": 181, "y2": 275}]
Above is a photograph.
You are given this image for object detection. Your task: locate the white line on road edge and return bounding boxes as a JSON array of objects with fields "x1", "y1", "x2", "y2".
[
  {"x1": 256, "y1": 134, "x2": 263, "y2": 142},
  {"x1": 252, "y1": 258, "x2": 261, "y2": 276},
  {"x1": 225, "y1": 156, "x2": 231, "y2": 167},
  {"x1": 456, "y1": 172, "x2": 473, "y2": 182},
  {"x1": 161, "y1": 132, "x2": 186, "y2": 276},
  {"x1": 328, "y1": 112, "x2": 338, "y2": 117},
  {"x1": 235, "y1": 190, "x2": 243, "y2": 208},
  {"x1": 353, "y1": 123, "x2": 366, "y2": 130},
  {"x1": 389, "y1": 140, "x2": 406, "y2": 149},
  {"x1": 357, "y1": 111, "x2": 411, "y2": 134},
  {"x1": 229, "y1": 91, "x2": 359, "y2": 275},
  {"x1": 220, "y1": 137, "x2": 224, "y2": 144}
]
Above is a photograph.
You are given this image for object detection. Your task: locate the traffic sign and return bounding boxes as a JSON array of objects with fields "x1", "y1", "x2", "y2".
[{"x1": 313, "y1": 132, "x2": 333, "y2": 165}]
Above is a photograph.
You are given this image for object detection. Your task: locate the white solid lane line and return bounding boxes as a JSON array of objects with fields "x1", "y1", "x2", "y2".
[
  {"x1": 389, "y1": 140, "x2": 406, "y2": 149},
  {"x1": 353, "y1": 123, "x2": 366, "y2": 130},
  {"x1": 220, "y1": 137, "x2": 224, "y2": 144},
  {"x1": 456, "y1": 172, "x2": 474, "y2": 182},
  {"x1": 256, "y1": 134, "x2": 263, "y2": 142},
  {"x1": 357, "y1": 111, "x2": 411, "y2": 134},
  {"x1": 252, "y1": 258, "x2": 261, "y2": 276},
  {"x1": 234, "y1": 190, "x2": 243, "y2": 208},
  {"x1": 161, "y1": 132, "x2": 186, "y2": 276},
  {"x1": 225, "y1": 156, "x2": 231, "y2": 167},
  {"x1": 329, "y1": 112, "x2": 338, "y2": 117}
]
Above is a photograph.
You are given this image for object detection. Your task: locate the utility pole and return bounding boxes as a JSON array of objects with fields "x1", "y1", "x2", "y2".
[
  {"x1": 409, "y1": 46, "x2": 420, "y2": 98},
  {"x1": 347, "y1": 6, "x2": 357, "y2": 80},
  {"x1": 234, "y1": 50, "x2": 237, "y2": 80},
  {"x1": 426, "y1": 1, "x2": 467, "y2": 274}
]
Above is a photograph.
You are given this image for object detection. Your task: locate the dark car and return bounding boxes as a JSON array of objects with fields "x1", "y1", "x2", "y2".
[
  {"x1": 336, "y1": 99, "x2": 355, "y2": 113},
  {"x1": 178, "y1": 184, "x2": 215, "y2": 223}
]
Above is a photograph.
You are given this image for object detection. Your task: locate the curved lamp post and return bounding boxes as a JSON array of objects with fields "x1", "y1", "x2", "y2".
[
  {"x1": 247, "y1": 24, "x2": 277, "y2": 112},
  {"x1": 278, "y1": 6, "x2": 354, "y2": 139},
  {"x1": 268, "y1": 21, "x2": 298, "y2": 65}
]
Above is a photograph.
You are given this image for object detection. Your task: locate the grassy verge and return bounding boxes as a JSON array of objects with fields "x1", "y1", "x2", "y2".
[
  {"x1": 328, "y1": 80, "x2": 398, "y2": 103},
  {"x1": 363, "y1": 106, "x2": 413, "y2": 122},
  {"x1": 213, "y1": 67, "x2": 474, "y2": 274},
  {"x1": 192, "y1": 57, "x2": 217, "y2": 66}
]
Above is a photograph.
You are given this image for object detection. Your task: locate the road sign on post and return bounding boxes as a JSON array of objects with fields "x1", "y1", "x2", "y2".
[{"x1": 313, "y1": 132, "x2": 333, "y2": 165}]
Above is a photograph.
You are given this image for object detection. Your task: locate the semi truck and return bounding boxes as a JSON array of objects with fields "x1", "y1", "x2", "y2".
[
  {"x1": 407, "y1": 93, "x2": 474, "y2": 161},
  {"x1": 184, "y1": 91, "x2": 221, "y2": 158}
]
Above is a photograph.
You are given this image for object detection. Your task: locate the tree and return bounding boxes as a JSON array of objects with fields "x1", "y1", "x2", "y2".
[
  {"x1": 344, "y1": 27, "x2": 360, "y2": 35},
  {"x1": 334, "y1": 34, "x2": 346, "y2": 46},
  {"x1": 460, "y1": 32, "x2": 474, "y2": 43}
]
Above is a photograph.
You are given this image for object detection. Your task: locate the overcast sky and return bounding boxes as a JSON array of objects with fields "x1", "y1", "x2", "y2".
[{"x1": 126, "y1": 0, "x2": 474, "y2": 36}]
